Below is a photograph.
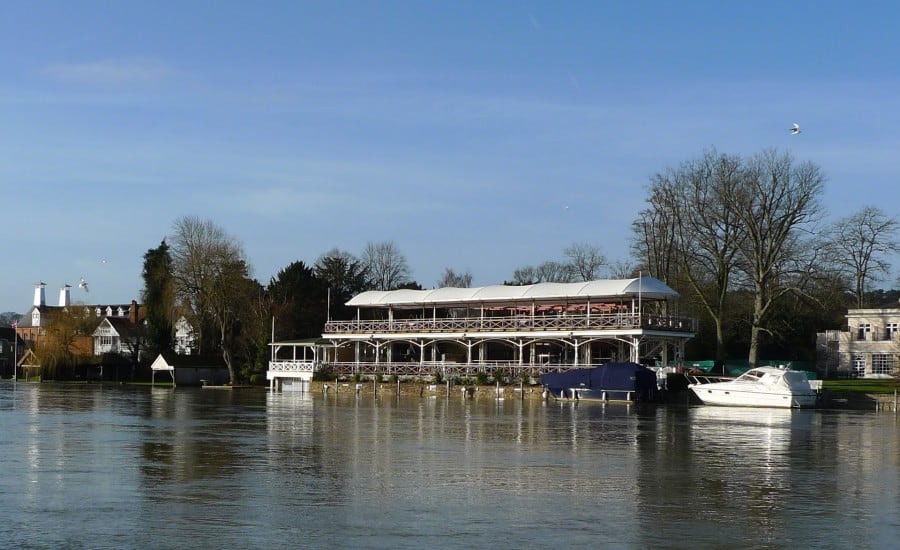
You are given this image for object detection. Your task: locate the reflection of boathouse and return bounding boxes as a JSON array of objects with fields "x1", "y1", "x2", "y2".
[{"x1": 267, "y1": 277, "x2": 696, "y2": 391}]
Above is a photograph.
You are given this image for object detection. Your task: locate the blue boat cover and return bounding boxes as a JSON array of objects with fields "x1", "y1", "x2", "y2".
[{"x1": 539, "y1": 362, "x2": 657, "y2": 400}]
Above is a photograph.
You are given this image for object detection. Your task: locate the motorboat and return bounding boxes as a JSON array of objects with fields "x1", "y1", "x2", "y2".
[{"x1": 688, "y1": 366, "x2": 818, "y2": 408}]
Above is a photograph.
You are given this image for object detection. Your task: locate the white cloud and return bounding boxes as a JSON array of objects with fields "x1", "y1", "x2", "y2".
[{"x1": 41, "y1": 58, "x2": 172, "y2": 87}]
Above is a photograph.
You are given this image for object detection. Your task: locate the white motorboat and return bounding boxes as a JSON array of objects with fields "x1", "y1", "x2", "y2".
[{"x1": 688, "y1": 366, "x2": 818, "y2": 408}]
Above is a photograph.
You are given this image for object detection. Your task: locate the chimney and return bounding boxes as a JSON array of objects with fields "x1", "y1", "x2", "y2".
[
  {"x1": 34, "y1": 282, "x2": 46, "y2": 307},
  {"x1": 130, "y1": 300, "x2": 139, "y2": 324},
  {"x1": 59, "y1": 284, "x2": 71, "y2": 307}
]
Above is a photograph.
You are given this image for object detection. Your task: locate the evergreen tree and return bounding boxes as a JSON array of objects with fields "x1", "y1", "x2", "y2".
[{"x1": 141, "y1": 240, "x2": 175, "y2": 357}]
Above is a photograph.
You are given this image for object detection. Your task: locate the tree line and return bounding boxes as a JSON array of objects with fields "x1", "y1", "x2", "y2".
[{"x1": 18, "y1": 147, "x2": 899, "y2": 381}]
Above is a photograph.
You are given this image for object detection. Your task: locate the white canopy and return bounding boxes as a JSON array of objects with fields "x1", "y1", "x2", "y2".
[{"x1": 346, "y1": 277, "x2": 678, "y2": 308}]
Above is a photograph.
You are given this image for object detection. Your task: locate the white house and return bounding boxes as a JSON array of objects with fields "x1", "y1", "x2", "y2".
[
  {"x1": 817, "y1": 307, "x2": 900, "y2": 378},
  {"x1": 92, "y1": 316, "x2": 147, "y2": 362}
]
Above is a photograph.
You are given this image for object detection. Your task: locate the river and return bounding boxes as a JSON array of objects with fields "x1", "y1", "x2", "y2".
[{"x1": 0, "y1": 382, "x2": 897, "y2": 549}]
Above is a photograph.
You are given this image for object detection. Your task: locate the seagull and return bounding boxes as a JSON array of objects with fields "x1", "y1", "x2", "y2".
[
  {"x1": 78, "y1": 277, "x2": 90, "y2": 293},
  {"x1": 790, "y1": 122, "x2": 801, "y2": 135}
]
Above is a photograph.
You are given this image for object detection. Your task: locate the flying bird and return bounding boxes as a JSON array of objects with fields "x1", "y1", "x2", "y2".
[
  {"x1": 790, "y1": 122, "x2": 801, "y2": 135},
  {"x1": 78, "y1": 277, "x2": 90, "y2": 293}
]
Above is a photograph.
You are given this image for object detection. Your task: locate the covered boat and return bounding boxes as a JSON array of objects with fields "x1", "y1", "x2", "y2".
[
  {"x1": 688, "y1": 366, "x2": 818, "y2": 408},
  {"x1": 540, "y1": 362, "x2": 659, "y2": 402}
]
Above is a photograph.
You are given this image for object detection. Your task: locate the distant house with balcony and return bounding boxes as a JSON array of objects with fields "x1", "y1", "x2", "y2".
[
  {"x1": 817, "y1": 307, "x2": 900, "y2": 378},
  {"x1": 267, "y1": 276, "x2": 697, "y2": 391}
]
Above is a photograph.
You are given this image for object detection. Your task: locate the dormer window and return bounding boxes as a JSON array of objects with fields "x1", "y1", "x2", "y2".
[
  {"x1": 95, "y1": 307, "x2": 102, "y2": 316},
  {"x1": 105, "y1": 306, "x2": 113, "y2": 316},
  {"x1": 32, "y1": 310, "x2": 40, "y2": 326},
  {"x1": 116, "y1": 307, "x2": 125, "y2": 317}
]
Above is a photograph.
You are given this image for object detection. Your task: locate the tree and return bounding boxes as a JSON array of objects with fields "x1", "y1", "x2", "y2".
[
  {"x1": 728, "y1": 149, "x2": 825, "y2": 368},
  {"x1": 141, "y1": 240, "x2": 176, "y2": 356},
  {"x1": 636, "y1": 150, "x2": 745, "y2": 362},
  {"x1": 34, "y1": 306, "x2": 95, "y2": 379},
  {"x1": 512, "y1": 261, "x2": 574, "y2": 284},
  {"x1": 170, "y1": 216, "x2": 254, "y2": 383},
  {"x1": 269, "y1": 261, "x2": 328, "y2": 340},
  {"x1": 564, "y1": 243, "x2": 606, "y2": 281},
  {"x1": 314, "y1": 248, "x2": 369, "y2": 320},
  {"x1": 437, "y1": 267, "x2": 473, "y2": 288},
  {"x1": 361, "y1": 240, "x2": 411, "y2": 291},
  {"x1": 826, "y1": 206, "x2": 899, "y2": 308}
]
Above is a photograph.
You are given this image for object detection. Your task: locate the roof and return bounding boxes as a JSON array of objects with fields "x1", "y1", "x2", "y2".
[
  {"x1": 346, "y1": 277, "x2": 678, "y2": 308},
  {"x1": 94, "y1": 316, "x2": 146, "y2": 338}
]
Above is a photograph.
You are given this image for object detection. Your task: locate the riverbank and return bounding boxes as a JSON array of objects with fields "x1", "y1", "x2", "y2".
[{"x1": 308, "y1": 380, "x2": 900, "y2": 411}]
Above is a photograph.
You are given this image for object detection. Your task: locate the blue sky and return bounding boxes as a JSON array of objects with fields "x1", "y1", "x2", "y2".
[{"x1": 3, "y1": 1, "x2": 899, "y2": 313}]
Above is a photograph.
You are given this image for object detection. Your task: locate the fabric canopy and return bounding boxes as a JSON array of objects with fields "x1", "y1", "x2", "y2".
[{"x1": 345, "y1": 277, "x2": 678, "y2": 308}]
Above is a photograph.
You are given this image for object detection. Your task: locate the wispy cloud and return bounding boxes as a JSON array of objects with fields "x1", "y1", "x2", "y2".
[{"x1": 41, "y1": 58, "x2": 172, "y2": 86}]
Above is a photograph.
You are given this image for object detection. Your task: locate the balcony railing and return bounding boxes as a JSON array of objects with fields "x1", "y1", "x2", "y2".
[
  {"x1": 267, "y1": 360, "x2": 597, "y2": 378},
  {"x1": 324, "y1": 313, "x2": 696, "y2": 335}
]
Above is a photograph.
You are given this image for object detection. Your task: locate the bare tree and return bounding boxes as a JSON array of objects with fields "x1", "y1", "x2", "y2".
[
  {"x1": 608, "y1": 259, "x2": 638, "y2": 279},
  {"x1": 729, "y1": 149, "x2": 825, "y2": 368},
  {"x1": 437, "y1": 267, "x2": 473, "y2": 288},
  {"x1": 170, "y1": 216, "x2": 252, "y2": 383},
  {"x1": 638, "y1": 150, "x2": 746, "y2": 362},
  {"x1": 564, "y1": 243, "x2": 606, "y2": 281},
  {"x1": 361, "y1": 240, "x2": 411, "y2": 291},
  {"x1": 632, "y1": 186, "x2": 680, "y2": 286},
  {"x1": 826, "y1": 206, "x2": 899, "y2": 308}
]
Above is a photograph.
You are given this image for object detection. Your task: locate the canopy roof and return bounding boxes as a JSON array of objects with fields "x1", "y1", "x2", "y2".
[{"x1": 346, "y1": 277, "x2": 678, "y2": 309}]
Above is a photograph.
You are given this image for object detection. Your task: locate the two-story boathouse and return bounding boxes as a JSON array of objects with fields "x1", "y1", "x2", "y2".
[{"x1": 267, "y1": 276, "x2": 697, "y2": 391}]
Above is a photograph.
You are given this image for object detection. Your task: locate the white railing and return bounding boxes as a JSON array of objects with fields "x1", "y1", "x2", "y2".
[
  {"x1": 268, "y1": 360, "x2": 317, "y2": 373},
  {"x1": 324, "y1": 313, "x2": 695, "y2": 334}
]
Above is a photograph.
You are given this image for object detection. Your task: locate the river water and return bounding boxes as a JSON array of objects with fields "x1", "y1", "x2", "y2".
[{"x1": 0, "y1": 382, "x2": 897, "y2": 549}]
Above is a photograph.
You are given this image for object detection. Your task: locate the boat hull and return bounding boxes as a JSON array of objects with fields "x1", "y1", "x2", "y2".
[{"x1": 690, "y1": 384, "x2": 817, "y2": 408}]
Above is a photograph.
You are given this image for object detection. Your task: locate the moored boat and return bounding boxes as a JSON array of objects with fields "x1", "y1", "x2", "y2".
[
  {"x1": 688, "y1": 365, "x2": 818, "y2": 408},
  {"x1": 540, "y1": 362, "x2": 659, "y2": 402}
]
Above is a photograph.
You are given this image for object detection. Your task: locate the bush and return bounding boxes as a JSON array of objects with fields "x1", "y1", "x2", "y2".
[
  {"x1": 313, "y1": 367, "x2": 334, "y2": 381},
  {"x1": 475, "y1": 371, "x2": 488, "y2": 386}
]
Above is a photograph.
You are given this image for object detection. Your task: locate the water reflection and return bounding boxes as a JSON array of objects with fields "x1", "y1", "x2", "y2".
[{"x1": 2, "y1": 383, "x2": 900, "y2": 548}]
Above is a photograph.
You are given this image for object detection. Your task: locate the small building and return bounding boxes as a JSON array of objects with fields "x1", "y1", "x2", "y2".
[
  {"x1": 816, "y1": 307, "x2": 900, "y2": 378},
  {"x1": 150, "y1": 352, "x2": 229, "y2": 386}
]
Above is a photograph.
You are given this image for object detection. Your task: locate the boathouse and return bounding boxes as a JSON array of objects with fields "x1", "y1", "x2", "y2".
[{"x1": 267, "y1": 276, "x2": 696, "y2": 389}]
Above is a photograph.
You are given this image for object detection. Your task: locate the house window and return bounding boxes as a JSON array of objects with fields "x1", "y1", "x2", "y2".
[
  {"x1": 872, "y1": 354, "x2": 894, "y2": 376},
  {"x1": 886, "y1": 323, "x2": 899, "y2": 341},
  {"x1": 857, "y1": 323, "x2": 871, "y2": 340},
  {"x1": 852, "y1": 355, "x2": 866, "y2": 377}
]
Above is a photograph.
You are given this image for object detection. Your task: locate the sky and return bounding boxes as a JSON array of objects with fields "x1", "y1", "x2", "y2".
[{"x1": 3, "y1": 1, "x2": 900, "y2": 313}]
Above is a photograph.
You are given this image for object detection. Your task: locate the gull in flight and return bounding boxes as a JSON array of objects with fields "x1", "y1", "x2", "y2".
[
  {"x1": 790, "y1": 122, "x2": 801, "y2": 135},
  {"x1": 78, "y1": 277, "x2": 90, "y2": 293}
]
